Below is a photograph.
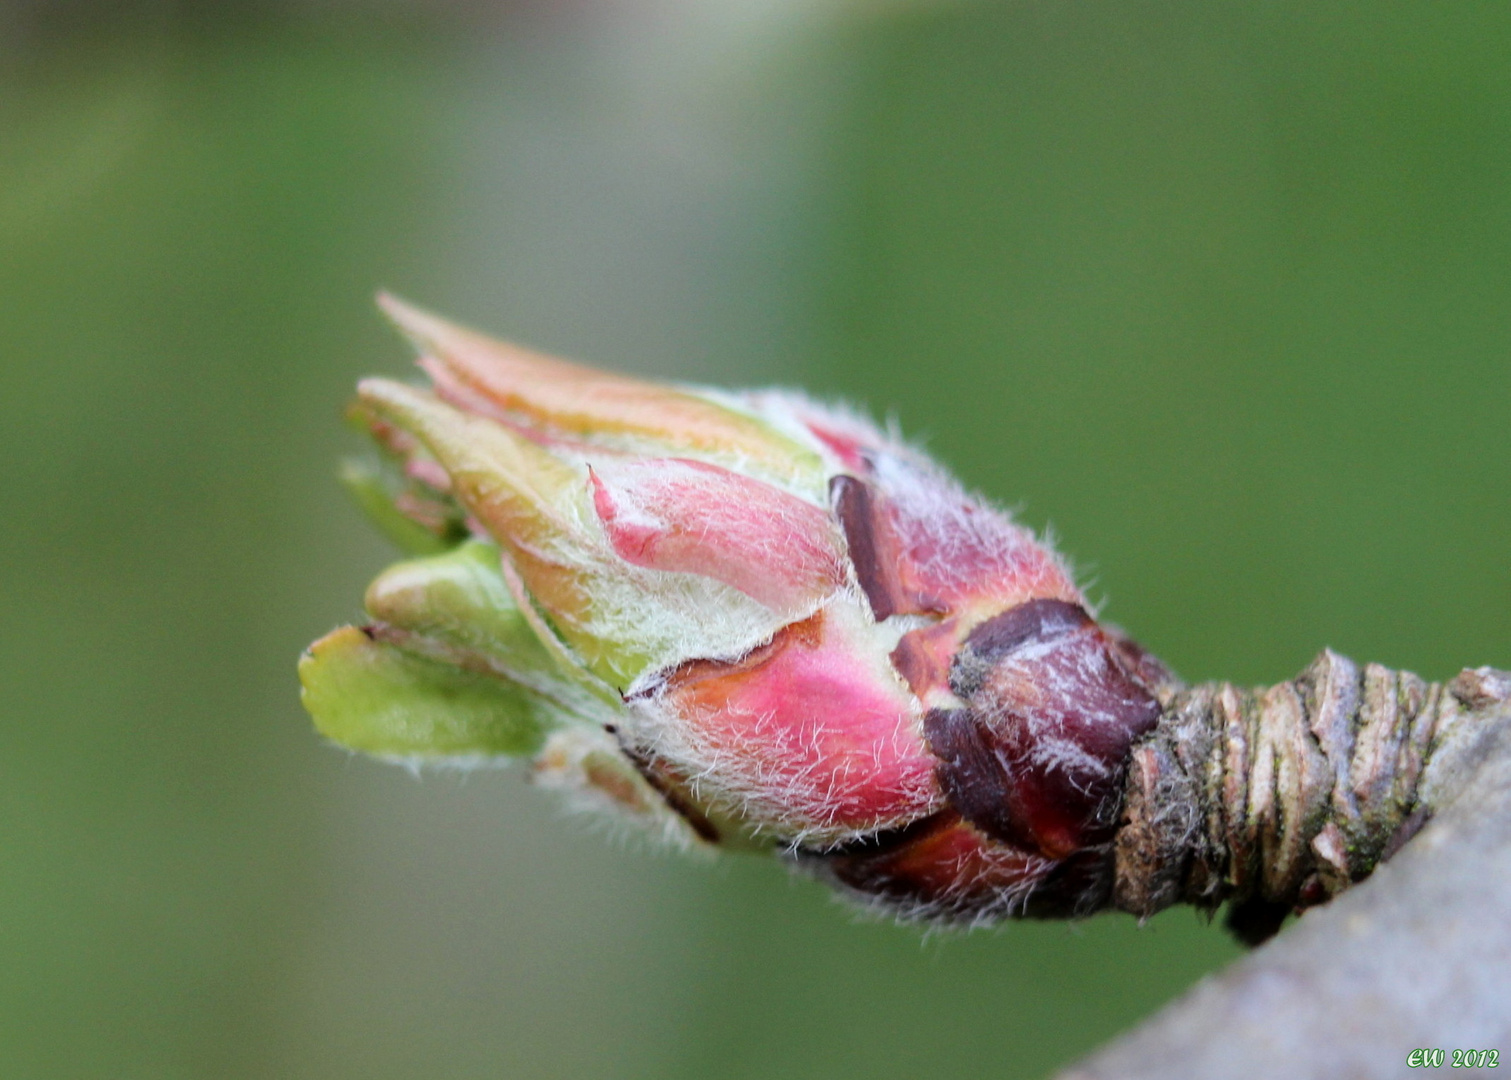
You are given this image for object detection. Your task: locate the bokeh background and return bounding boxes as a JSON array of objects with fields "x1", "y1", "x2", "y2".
[{"x1": 5, "y1": 2, "x2": 1511, "y2": 1077}]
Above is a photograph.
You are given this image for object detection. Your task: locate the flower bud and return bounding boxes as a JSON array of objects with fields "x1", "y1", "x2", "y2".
[{"x1": 305, "y1": 297, "x2": 1166, "y2": 921}]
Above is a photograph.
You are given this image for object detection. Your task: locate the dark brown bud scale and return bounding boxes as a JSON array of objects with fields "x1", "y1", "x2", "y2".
[
  {"x1": 933, "y1": 600, "x2": 1162, "y2": 859},
  {"x1": 829, "y1": 474, "x2": 905, "y2": 621},
  {"x1": 923, "y1": 707, "x2": 1030, "y2": 849}
]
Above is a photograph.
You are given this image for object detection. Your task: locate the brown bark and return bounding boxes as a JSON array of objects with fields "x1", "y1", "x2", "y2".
[{"x1": 1113, "y1": 657, "x2": 1511, "y2": 940}]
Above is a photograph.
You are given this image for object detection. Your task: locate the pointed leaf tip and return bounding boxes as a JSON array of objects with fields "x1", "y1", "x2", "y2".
[
  {"x1": 356, "y1": 375, "x2": 433, "y2": 418},
  {"x1": 375, "y1": 291, "x2": 478, "y2": 363}
]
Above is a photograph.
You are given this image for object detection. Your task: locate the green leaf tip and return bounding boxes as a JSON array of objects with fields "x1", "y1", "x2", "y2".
[{"x1": 298, "y1": 625, "x2": 558, "y2": 761}]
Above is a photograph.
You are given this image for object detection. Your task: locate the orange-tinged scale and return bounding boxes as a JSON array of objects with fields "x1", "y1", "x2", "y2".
[
  {"x1": 888, "y1": 620, "x2": 961, "y2": 707},
  {"x1": 379, "y1": 292, "x2": 824, "y2": 491}
]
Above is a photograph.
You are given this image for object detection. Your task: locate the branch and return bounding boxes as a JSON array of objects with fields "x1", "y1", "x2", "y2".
[{"x1": 1059, "y1": 702, "x2": 1511, "y2": 1080}]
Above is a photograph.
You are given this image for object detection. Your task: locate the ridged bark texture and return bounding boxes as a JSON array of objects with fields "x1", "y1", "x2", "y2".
[{"x1": 1113, "y1": 653, "x2": 1511, "y2": 944}]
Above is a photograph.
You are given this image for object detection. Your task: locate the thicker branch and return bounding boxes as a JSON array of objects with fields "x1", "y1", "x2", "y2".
[
  {"x1": 1113, "y1": 654, "x2": 1511, "y2": 942},
  {"x1": 1060, "y1": 684, "x2": 1511, "y2": 1079}
]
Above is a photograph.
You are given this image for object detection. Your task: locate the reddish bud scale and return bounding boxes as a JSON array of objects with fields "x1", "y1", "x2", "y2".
[
  {"x1": 589, "y1": 457, "x2": 845, "y2": 614},
  {"x1": 817, "y1": 812, "x2": 1057, "y2": 924},
  {"x1": 630, "y1": 606, "x2": 942, "y2": 842}
]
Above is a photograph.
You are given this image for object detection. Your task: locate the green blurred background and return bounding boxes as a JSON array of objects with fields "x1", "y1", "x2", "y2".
[{"x1": 4, "y1": 2, "x2": 1510, "y2": 1077}]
